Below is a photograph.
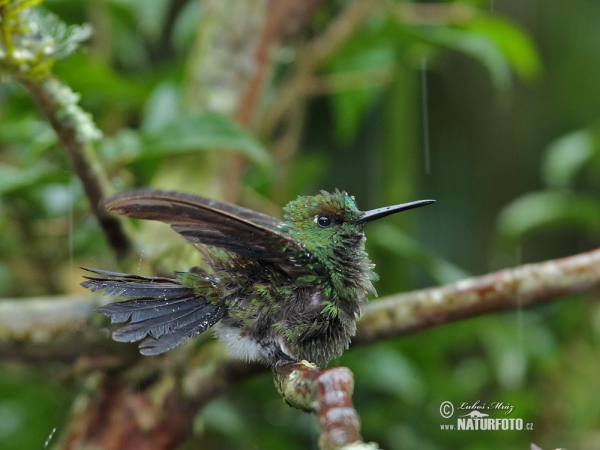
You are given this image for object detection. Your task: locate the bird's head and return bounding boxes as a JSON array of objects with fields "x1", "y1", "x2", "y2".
[{"x1": 282, "y1": 190, "x2": 434, "y2": 269}]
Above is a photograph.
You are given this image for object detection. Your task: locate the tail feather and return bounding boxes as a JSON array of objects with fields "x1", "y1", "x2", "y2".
[
  {"x1": 112, "y1": 299, "x2": 215, "y2": 342},
  {"x1": 138, "y1": 305, "x2": 226, "y2": 355},
  {"x1": 81, "y1": 267, "x2": 226, "y2": 355},
  {"x1": 97, "y1": 296, "x2": 197, "y2": 324}
]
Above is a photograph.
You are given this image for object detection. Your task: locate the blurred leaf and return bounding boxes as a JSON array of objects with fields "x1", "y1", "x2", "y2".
[
  {"x1": 0, "y1": 117, "x2": 55, "y2": 160},
  {"x1": 109, "y1": 5, "x2": 151, "y2": 71},
  {"x1": 325, "y1": 24, "x2": 397, "y2": 142},
  {"x1": 352, "y1": 347, "x2": 426, "y2": 404},
  {"x1": 370, "y1": 222, "x2": 470, "y2": 284},
  {"x1": 497, "y1": 190, "x2": 600, "y2": 245},
  {"x1": 478, "y1": 313, "x2": 556, "y2": 389},
  {"x1": 463, "y1": 16, "x2": 542, "y2": 81},
  {"x1": 0, "y1": 372, "x2": 68, "y2": 450},
  {"x1": 114, "y1": 0, "x2": 171, "y2": 40},
  {"x1": 411, "y1": 24, "x2": 512, "y2": 90},
  {"x1": 171, "y1": 0, "x2": 201, "y2": 53},
  {"x1": 139, "y1": 113, "x2": 271, "y2": 166},
  {"x1": 0, "y1": 165, "x2": 62, "y2": 195},
  {"x1": 542, "y1": 128, "x2": 598, "y2": 188},
  {"x1": 199, "y1": 397, "x2": 252, "y2": 440},
  {"x1": 98, "y1": 128, "x2": 143, "y2": 165},
  {"x1": 53, "y1": 53, "x2": 148, "y2": 108},
  {"x1": 141, "y1": 82, "x2": 181, "y2": 133}
]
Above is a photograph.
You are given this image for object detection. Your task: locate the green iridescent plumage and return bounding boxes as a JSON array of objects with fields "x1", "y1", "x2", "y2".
[{"x1": 82, "y1": 189, "x2": 434, "y2": 366}]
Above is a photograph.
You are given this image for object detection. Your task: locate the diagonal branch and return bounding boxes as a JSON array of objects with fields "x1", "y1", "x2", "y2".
[
  {"x1": 354, "y1": 247, "x2": 600, "y2": 345},
  {"x1": 0, "y1": 2, "x2": 131, "y2": 258},
  {"x1": 2, "y1": 248, "x2": 599, "y2": 398},
  {"x1": 2, "y1": 248, "x2": 600, "y2": 362},
  {"x1": 22, "y1": 79, "x2": 131, "y2": 258},
  {"x1": 1, "y1": 247, "x2": 600, "y2": 448}
]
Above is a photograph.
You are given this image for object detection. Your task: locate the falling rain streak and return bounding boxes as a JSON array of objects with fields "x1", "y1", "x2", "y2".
[
  {"x1": 44, "y1": 427, "x2": 57, "y2": 448},
  {"x1": 69, "y1": 180, "x2": 74, "y2": 284},
  {"x1": 137, "y1": 249, "x2": 145, "y2": 274},
  {"x1": 515, "y1": 246, "x2": 524, "y2": 351},
  {"x1": 421, "y1": 56, "x2": 431, "y2": 175}
]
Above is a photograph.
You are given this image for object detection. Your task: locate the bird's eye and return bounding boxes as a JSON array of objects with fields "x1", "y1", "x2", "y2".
[{"x1": 316, "y1": 215, "x2": 332, "y2": 228}]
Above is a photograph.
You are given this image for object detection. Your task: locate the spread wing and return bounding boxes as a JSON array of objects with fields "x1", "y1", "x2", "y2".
[{"x1": 105, "y1": 189, "x2": 324, "y2": 278}]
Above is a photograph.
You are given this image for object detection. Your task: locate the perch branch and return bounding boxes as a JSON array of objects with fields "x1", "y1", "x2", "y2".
[
  {"x1": 274, "y1": 362, "x2": 379, "y2": 450},
  {"x1": 1, "y1": 248, "x2": 600, "y2": 404},
  {"x1": 354, "y1": 247, "x2": 600, "y2": 345}
]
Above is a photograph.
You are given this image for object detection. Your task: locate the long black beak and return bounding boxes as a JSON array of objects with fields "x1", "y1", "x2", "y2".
[{"x1": 353, "y1": 199, "x2": 435, "y2": 224}]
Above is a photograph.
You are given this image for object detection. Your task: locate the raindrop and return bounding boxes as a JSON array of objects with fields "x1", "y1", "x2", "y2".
[
  {"x1": 137, "y1": 249, "x2": 145, "y2": 274},
  {"x1": 44, "y1": 427, "x2": 57, "y2": 448}
]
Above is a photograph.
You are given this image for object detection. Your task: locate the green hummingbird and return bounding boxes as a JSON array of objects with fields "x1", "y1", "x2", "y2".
[{"x1": 82, "y1": 189, "x2": 434, "y2": 367}]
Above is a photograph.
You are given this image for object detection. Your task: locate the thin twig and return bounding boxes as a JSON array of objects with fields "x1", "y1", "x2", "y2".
[
  {"x1": 387, "y1": 2, "x2": 477, "y2": 25},
  {"x1": 260, "y1": 0, "x2": 380, "y2": 145}
]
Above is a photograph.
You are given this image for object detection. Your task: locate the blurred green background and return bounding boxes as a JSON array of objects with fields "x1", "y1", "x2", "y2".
[{"x1": 1, "y1": 0, "x2": 600, "y2": 449}]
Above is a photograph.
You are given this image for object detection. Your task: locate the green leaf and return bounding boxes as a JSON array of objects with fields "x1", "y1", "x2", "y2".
[
  {"x1": 171, "y1": 0, "x2": 202, "y2": 53},
  {"x1": 412, "y1": 24, "x2": 513, "y2": 90},
  {"x1": 463, "y1": 16, "x2": 542, "y2": 81},
  {"x1": 542, "y1": 128, "x2": 598, "y2": 188},
  {"x1": 141, "y1": 82, "x2": 181, "y2": 133},
  {"x1": 326, "y1": 45, "x2": 396, "y2": 142},
  {"x1": 352, "y1": 347, "x2": 426, "y2": 403},
  {"x1": 97, "y1": 128, "x2": 143, "y2": 165},
  {"x1": 0, "y1": 117, "x2": 55, "y2": 160},
  {"x1": 120, "y1": 0, "x2": 171, "y2": 40},
  {"x1": 370, "y1": 222, "x2": 470, "y2": 284},
  {"x1": 0, "y1": 164, "x2": 62, "y2": 195},
  {"x1": 53, "y1": 54, "x2": 149, "y2": 108},
  {"x1": 139, "y1": 113, "x2": 271, "y2": 166},
  {"x1": 325, "y1": 19, "x2": 398, "y2": 142},
  {"x1": 496, "y1": 190, "x2": 600, "y2": 244},
  {"x1": 390, "y1": 12, "x2": 540, "y2": 90}
]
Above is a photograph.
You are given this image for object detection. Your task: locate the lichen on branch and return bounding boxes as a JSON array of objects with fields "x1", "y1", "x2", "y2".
[
  {"x1": 1, "y1": 0, "x2": 129, "y2": 256},
  {"x1": 0, "y1": 0, "x2": 92, "y2": 81},
  {"x1": 274, "y1": 361, "x2": 381, "y2": 450}
]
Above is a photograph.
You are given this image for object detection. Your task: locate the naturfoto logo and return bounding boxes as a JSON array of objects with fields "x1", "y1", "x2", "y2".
[{"x1": 439, "y1": 400, "x2": 533, "y2": 431}]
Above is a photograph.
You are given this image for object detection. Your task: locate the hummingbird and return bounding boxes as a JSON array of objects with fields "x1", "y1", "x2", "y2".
[{"x1": 82, "y1": 189, "x2": 434, "y2": 367}]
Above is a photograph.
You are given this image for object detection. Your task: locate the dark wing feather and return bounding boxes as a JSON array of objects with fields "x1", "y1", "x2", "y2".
[
  {"x1": 104, "y1": 189, "x2": 323, "y2": 277},
  {"x1": 83, "y1": 268, "x2": 191, "y2": 301}
]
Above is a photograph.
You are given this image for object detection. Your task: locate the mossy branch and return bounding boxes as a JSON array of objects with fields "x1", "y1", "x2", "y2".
[
  {"x1": 274, "y1": 361, "x2": 380, "y2": 450},
  {"x1": 1, "y1": 248, "x2": 599, "y2": 396},
  {"x1": 5, "y1": 249, "x2": 597, "y2": 449},
  {"x1": 353, "y1": 247, "x2": 600, "y2": 345}
]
